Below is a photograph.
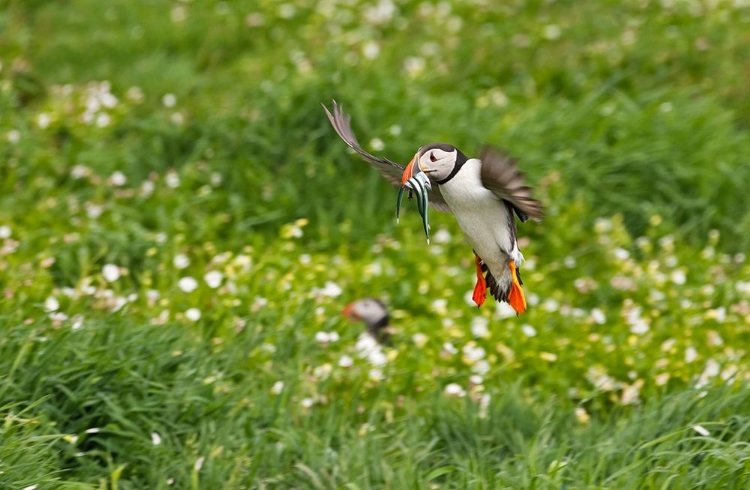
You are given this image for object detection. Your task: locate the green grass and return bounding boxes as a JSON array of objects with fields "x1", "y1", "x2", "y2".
[{"x1": 2, "y1": 0, "x2": 750, "y2": 488}]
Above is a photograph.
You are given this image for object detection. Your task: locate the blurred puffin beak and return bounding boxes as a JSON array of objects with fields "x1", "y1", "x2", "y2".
[{"x1": 342, "y1": 302, "x2": 358, "y2": 319}]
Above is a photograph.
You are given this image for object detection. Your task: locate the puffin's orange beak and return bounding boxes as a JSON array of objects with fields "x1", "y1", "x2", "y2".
[
  {"x1": 401, "y1": 153, "x2": 421, "y2": 185},
  {"x1": 342, "y1": 302, "x2": 358, "y2": 319}
]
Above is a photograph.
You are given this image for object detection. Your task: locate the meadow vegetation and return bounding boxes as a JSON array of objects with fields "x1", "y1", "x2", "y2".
[{"x1": 1, "y1": 0, "x2": 750, "y2": 488}]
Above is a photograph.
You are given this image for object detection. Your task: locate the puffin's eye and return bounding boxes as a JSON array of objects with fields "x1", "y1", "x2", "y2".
[{"x1": 430, "y1": 152, "x2": 437, "y2": 162}]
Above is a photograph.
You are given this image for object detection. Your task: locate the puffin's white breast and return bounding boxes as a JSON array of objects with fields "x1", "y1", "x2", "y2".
[{"x1": 439, "y1": 159, "x2": 520, "y2": 279}]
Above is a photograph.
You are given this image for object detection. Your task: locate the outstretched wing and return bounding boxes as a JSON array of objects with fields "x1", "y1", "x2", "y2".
[
  {"x1": 479, "y1": 146, "x2": 543, "y2": 223},
  {"x1": 323, "y1": 100, "x2": 452, "y2": 213}
]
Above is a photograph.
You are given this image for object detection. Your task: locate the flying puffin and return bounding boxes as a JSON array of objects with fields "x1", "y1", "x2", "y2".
[
  {"x1": 324, "y1": 101, "x2": 542, "y2": 314},
  {"x1": 342, "y1": 298, "x2": 393, "y2": 346}
]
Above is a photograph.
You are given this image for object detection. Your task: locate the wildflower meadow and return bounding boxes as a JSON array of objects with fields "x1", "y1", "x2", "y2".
[{"x1": 2, "y1": 1, "x2": 750, "y2": 488}]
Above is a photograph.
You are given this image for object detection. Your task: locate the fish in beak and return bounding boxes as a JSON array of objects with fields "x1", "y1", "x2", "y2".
[{"x1": 397, "y1": 153, "x2": 432, "y2": 243}]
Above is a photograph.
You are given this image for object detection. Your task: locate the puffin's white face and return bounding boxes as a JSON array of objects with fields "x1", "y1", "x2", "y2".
[
  {"x1": 416, "y1": 144, "x2": 458, "y2": 182},
  {"x1": 343, "y1": 298, "x2": 387, "y2": 326}
]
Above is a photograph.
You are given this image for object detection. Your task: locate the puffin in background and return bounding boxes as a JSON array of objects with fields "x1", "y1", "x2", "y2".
[
  {"x1": 324, "y1": 101, "x2": 542, "y2": 315},
  {"x1": 343, "y1": 298, "x2": 393, "y2": 346}
]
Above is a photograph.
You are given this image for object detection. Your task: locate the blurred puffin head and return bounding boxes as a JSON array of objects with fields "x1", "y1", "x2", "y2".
[{"x1": 342, "y1": 298, "x2": 392, "y2": 345}]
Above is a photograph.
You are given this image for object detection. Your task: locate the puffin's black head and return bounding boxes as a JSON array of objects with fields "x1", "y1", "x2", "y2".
[{"x1": 400, "y1": 143, "x2": 468, "y2": 185}]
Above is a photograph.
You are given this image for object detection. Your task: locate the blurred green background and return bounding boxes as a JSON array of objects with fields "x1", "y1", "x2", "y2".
[{"x1": 2, "y1": 1, "x2": 750, "y2": 488}]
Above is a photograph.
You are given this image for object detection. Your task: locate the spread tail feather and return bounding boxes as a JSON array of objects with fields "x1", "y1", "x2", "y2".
[{"x1": 481, "y1": 260, "x2": 527, "y2": 315}]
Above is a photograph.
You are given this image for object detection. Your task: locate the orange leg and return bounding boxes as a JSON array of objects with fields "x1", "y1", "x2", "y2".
[
  {"x1": 507, "y1": 261, "x2": 527, "y2": 315},
  {"x1": 472, "y1": 254, "x2": 487, "y2": 307}
]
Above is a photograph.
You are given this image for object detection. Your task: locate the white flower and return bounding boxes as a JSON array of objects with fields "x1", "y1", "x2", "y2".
[
  {"x1": 194, "y1": 456, "x2": 205, "y2": 471},
  {"x1": 165, "y1": 171, "x2": 180, "y2": 188},
  {"x1": 478, "y1": 393, "x2": 491, "y2": 418},
  {"x1": 368, "y1": 350, "x2": 387, "y2": 366},
  {"x1": 469, "y1": 374, "x2": 483, "y2": 385},
  {"x1": 203, "y1": 271, "x2": 223, "y2": 289},
  {"x1": 151, "y1": 432, "x2": 162, "y2": 445},
  {"x1": 462, "y1": 344, "x2": 486, "y2": 362},
  {"x1": 162, "y1": 94, "x2": 177, "y2": 108},
  {"x1": 575, "y1": 407, "x2": 590, "y2": 424},
  {"x1": 86, "y1": 203, "x2": 103, "y2": 219},
  {"x1": 173, "y1": 254, "x2": 190, "y2": 269},
  {"x1": 369, "y1": 368, "x2": 384, "y2": 381},
  {"x1": 707, "y1": 307, "x2": 726, "y2": 323},
  {"x1": 412, "y1": 333, "x2": 428, "y2": 347},
  {"x1": 0, "y1": 225, "x2": 11, "y2": 238},
  {"x1": 540, "y1": 352, "x2": 558, "y2": 362},
  {"x1": 96, "y1": 113, "x2": 111, "y2": 128},
  {"x1": 369, "y1": 138, "x2": 385, "y2": 151},
  {"x1": 102, "y1": 264, "x2": 121, "y2": 282},
  {"x1": 178, "y1": 277, "x2": 198, "y2": 293},
  {"x1": 313, "y1": 281, "x2": 342, "y2": 298},
  {"x1": 692, "y1": 425, "x2": 710, "y2": 437},
  {"x1": 495, "y1": 302, "x2": 517, "y2": 319},
  {"x1": 685, "y1": 346, "x2": 698, "y2": 363},
  {"x1": 50, "y1": 312, "x2": 69, "y2": 322},
  {"x1": 362, "y1": 41, "x2": 380, "y2": 59},
  {"x1": 594, "y1": 218, "x2": 613, "y2": 233},
  {"x1": 356, "y1": 333, "x2": 379, "y2": 356},
  {"x1": 444, "y1": 383, "x2": 466, "y2": 397},
  {"x1": 630, "y1": 319, "x2": 650, "y2": 335},
  {"x1": 44, "y1": 296, "x2": 60, "y2": 312},
  {"x1": 71, "y1": 315, "x2": 84, "y2": 330},
  {"x1": 590, "y1": 308, "x2": 606, "y2": 324},
  {"x1": 621, "y1": 381, "x2": 643, "y2": 405},
  {"x1": 542, "y1": 298, "x2": 559, "y2": 312},
  {"x1": 141, "y1": 180, "x2": 155, "y2": 196},
  {"x1": 471, "y1": 317, "x2": 490, "y2": 338},
  {"x1": 364, "y1": 0, "x2": 396, "y2": 24},
  {"x1": 6, "y1": 130, "x2": 20, "y2": 143},
  {"x1": 85, "y1": 428, "x2": 101, "y2": 434},
  {"x1": 315, "y1": 331, "x2": 331, "y2": 344},
  {"x1": 670, "y1": 270, "x2": 686, "y2": 285},
  {"x1": 37, "y1": 112, "x2": 51, "y2": 129},
  {"x1": 472, "y1": 360, "x2": 490, "y2": 375},
  {"x1": 613, "y1": 248, "x2": 630, "y2": 260},
  {"x1": 432, "y1": 228, "x2": 451, "y2": 244},
  {"x1": 655, "y1": 373, "x2": 670, "y2": 386},
  {"x1": 185, "y1": 308, "x2": 201, "y2": 321},
  {"x1": 442, "y1": 342, "x2": 457, "y2": 355},
  {"x1": 313, "y1": 363, "x2": 332, "y2": 379},
  {"x1": 338, "y1": 355, "x2": 354, "y2": 368},
  {"x1": 542, "y1": 24, "x2": 562, "y2": 40},
  {"x1": 431, "y1": 299, "x2": 448, "y2": 315},
  {"x1": 464, "y1": 290, "x2": 478, "y2": 307},
  {"x1": 278, "y1": 4, "x2": 296, "y2": 18},
  {"x1": 271, "y1": 381, "x2": 284, "y2": 394},
  {"x1": 404, "y1": 57, "x2": 425, "y2": 77},
  {"x1": 100, "y1": 92, "x2": 118, "y2": 109},
  {"x1": 521, "y1": 324, "x2": 537, "y2": 337}
]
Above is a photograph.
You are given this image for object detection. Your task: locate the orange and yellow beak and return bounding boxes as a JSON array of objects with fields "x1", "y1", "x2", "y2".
[
  {"x1": 342, "y1": 302, "x2": 358, "y2": 320},
  {"x1": 401, "y1": 152, "x2": 422, "y2": 185}
]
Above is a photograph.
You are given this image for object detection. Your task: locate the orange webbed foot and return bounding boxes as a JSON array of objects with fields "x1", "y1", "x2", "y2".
[
  {"x1": 473, "y1": 254, "x2": 487, "y2": 307},
  {"x1": 508, "y1": 261, "x2": 527, "y2": 315}
]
